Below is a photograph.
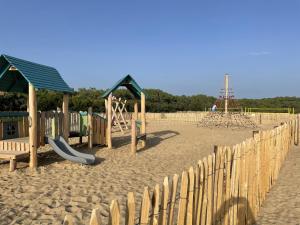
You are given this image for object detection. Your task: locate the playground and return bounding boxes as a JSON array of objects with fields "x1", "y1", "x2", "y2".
[
  {"x1": 0, "y1": 120, "x2": 262, "y2": 224},
  {"x1": 0, "y1": 55, "x2": 299, "y2": 224}
]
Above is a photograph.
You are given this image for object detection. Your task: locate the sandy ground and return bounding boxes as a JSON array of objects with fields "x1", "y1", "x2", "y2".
[
  {"x1": 255, "y1": 145, "x2": 300, "y2": 225},
  {"x1": 0, "y1": 121, "x2": 268, "y2": 224}
]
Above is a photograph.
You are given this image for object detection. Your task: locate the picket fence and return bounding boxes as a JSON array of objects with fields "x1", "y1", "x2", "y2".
[
  {"x1": 142, "y1": 112, "x2": 294, "y2": 125},
  {"x1": 63, "y1": 117, "x2": 299, "y2": 225}
]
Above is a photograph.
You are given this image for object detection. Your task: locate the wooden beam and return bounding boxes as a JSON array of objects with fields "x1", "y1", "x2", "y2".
[
  {"x1": 88, "y1": 107, "x2": 93, "y2": 149},
  {"x1": 107, "y1": 94, "x2": 112, "y2": 148},
  {"x1": 29, "y1": 83, "x2": 37, "y2": 168},
  {"x1": 62, "y1": 94, "x2": 69, "y2": 142},
  {"x1": 141, "y1": 92, "x2": 146, "y2": 147},
  {"x1": 134, "y1": 100, "x2": 138, "y2": 120},
  {"x1": 131, "y1": 118, "x2": 137, "y2": 155}
]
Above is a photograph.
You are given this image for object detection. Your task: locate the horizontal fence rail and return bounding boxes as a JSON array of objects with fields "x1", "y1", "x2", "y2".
[{"x1": 63, "y1": 116, "x2": 299, "y2": 225}]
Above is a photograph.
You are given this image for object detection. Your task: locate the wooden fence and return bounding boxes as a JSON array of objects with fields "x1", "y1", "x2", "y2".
[
  {"x1": 63, "y1": 118, "x2": 298, "y2": 225},
  {"x1": 141, "y1": 112, "x2": 294, "y2": 125}
]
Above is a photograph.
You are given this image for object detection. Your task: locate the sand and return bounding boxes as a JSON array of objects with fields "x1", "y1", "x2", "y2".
[{"x1": 0, "y1": 121, "x2": 269, "y2": 224}]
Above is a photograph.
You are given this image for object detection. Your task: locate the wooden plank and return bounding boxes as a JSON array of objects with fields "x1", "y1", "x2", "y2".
[
  {"x1": 8, "y1": 142, "x2": 11, "y2": 151},
  {"x1": 151, "y1": 184, "x2": 160, "y2": 225},
  {"x1": 160, "y1": 177, "x2": 169, "y2": 225},
  {"x1": 213, "y1": 147, "x2": 225, "y2": 225},
  {"x1": 109, "y1": 200, "x2": 120, "y2": 225},
  {"x1": 177, "y1": 171, "x2": 188, "y2": 225},
  {"x1": 168, "y1": 174, "x2": 179, "y2": 225},
  {"x1": 88, "y1": 107, "x2": 93, "y2": 149},
  {"x1": 100, "y1": 118, "x2": 105, "y2": 145},
  {"x1": 107, "y1": 94, "x2": 112, "y2": 148},
  {"x1": 126, "y1": 192, "x2": 136, "y2": 225},
  {"x1": 40, "y1": 112, "x2": 45, "y2": 146},
  {"x1": 186, "y1": 167, "x2": 194, "y2": 225},
  {"x1": 37, "y1": 111, "x2": 41, "y2": 148},
  {"x1": 131, "y1": 119, "x2": 137, "y2": 154},
  {"x1": 140, "y1": 187, "x2": 150, "y2": 225},
  {"x1": 193, "y1": 164, "x2": 200, "y2": 225},
  {"x1": 206, "y1": 154, "x2": 214, "y2": 225},
  {"x1": 238, "y1": 143, "x2": 246, "y2": 225},
  {"x1": 0, "y1": 122, "x2": 3, "y2": 140},
  {"x1": 63, "y1": 94, "x2": 69, "y2": 142},
  {"x1": 97, "y1": 116, "x2": 101, "y2": 144},
  {"x1": 195, "y1": 161, "x2": 204, "y2": 225},
  {"x1": 90, "y1": 208, "x2": 102, "y2": 225},
  {"x1": 141, "y1": 92, "x2": 146, "y2": 148},
  {"x1": 224, "y1": 147, "x2": 232, "y2": 225},
  {"x1": 213, "y1": 146, "x2": 220, "y2": 225},
  {"x1": 9, "y1": 159, "x2": 16, "y2": 172},
  {"x1": 200, "y1": 158, "x2": 208, "y2": 225}
]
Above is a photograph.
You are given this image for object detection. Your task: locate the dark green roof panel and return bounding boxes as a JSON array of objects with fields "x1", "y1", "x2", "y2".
[
  {"x1": 102, "y1": 74, "x2": 143, "y2": 99},
  {"x1": 0, "y1": 54, "x2": 73, "y2": 93}
]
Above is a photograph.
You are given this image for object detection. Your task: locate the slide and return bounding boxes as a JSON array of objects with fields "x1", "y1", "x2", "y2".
[{"x1": 47, "y1": 136, "x2": 96, "y2": 165}]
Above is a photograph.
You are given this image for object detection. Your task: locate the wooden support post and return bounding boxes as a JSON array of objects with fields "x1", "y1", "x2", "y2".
[
  {"x1": 26, "y1": 96, "x2": 29, "y2": 112},
  {"x1": 88, "y1": 107, "x2": 93, "y2": 149},
  {"x1": 9, "y1": 159, "x2": 16, "y2": 172},
  {"x1": 62, "y1": 94, "x2": 69, "y2": 142},
  {"x1": 134, "y1": 100, "x2": 138, "y2": 120},
  {"x1": 224, "y1": 74, "x2": 229, "y2": 114},
  {"x1": 141, "y1": 92, "x2": 146, "y2": 148},
  {"x1": 296, "y1": 114, "x2": 299, "y2": 146},
  {"x1": 40, "y1": 112, "x2": 45, "y2": 146},
  {"x1": 29, "y1": 83, "x2": 37, "y2": 169},
  {"x1": 131, "y1": 118, "x2": 137, "y2": 155},
  {"x1": 107, "y1": 94, "x2": 112, "y2": 149}
]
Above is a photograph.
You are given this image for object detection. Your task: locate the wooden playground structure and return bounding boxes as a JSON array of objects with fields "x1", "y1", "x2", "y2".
[
  {"x1": 102, "y1": 75, "x2": 146, "y2": 153},
  {"x1": 0, "y1": 55, "x2": 146, "y2": 171},
  {"x1": 0, "y1": 55, "x2": 107, "y2": 171}
]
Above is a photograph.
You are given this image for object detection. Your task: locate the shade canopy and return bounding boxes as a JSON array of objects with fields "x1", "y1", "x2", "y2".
[
  {"x1": 102, "y1": 74, "x2": 143, "y2": 99},
  {"x1": 0, "y1": 54, "x2": 73, "y2": 94}
]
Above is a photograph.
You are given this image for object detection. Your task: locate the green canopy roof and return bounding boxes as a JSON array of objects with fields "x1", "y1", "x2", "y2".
[
  {"x1": 102, "y1": 74, "x2": 143, "y2": 99},
  {"x1": 0, "y1": 54, "x2": 73, "y2": 94}
]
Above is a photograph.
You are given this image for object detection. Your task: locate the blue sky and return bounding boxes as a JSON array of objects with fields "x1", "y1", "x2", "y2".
[{"x1": 1, "y1": 0, "x2": 299, "y2": 98}]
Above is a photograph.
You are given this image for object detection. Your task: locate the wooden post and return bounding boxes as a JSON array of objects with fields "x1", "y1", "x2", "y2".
[
  {"x1": 224, "y1": 74, "x2": 229, "y2": 114},
  {"x1": 62, "y1": 94, "x2": 69, "y2": 142},
  {"x1": 134, "y1": 100, "x2": 138, "y2": 120},
  {"x1": 297, "y1": 114, "x2": 300, "y2": 146},
  {"x1": 88, "y1": 107, "x2": 93, "y2": 149},
  {"x1": 29, "y1": 83, "x2": 37, "y2": 169},
  {"x1": 107, "y1": 94, "x2": 112, "y2": 149},
  {"x1": 141, "y1": 92, "x2": 146, "y2": 147},
  {"x1": 131, "y1": 118, "x2": 137, "y2": 155},
  {"x1": 26, "y1": 96, "x2": 29, "y2": 112},
  {"x1": 40, "y1": 112, "x2": 45, "y2": 146}
]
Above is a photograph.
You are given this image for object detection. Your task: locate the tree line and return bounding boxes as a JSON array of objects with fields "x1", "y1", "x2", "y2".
[{"x1": 0, "y1": 88, "x2": 299, "y2": 113}]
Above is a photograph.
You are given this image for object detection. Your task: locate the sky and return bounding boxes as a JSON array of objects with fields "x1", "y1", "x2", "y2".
[{"x1": 0, "y1": 0, "x2": 299, "y2": 98}]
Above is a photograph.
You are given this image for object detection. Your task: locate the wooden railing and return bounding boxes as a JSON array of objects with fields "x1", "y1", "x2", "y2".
[{"x1": 63, "y1": 118, "x2": 298, "y2": 225}]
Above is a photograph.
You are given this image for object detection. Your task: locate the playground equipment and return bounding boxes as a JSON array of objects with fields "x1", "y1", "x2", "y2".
[
  {"x1": 131, "y1": 118, "x2": 146, "y2": 154},
  {"x1": 111, "y1": 96, "x2": 129, "y2": 133},
  {"x1": 102, "y1": 75, "x2": 146, "y2": 151},
  {"x1": 198, "y1": 74, "x2": 257, "y2": 129},
  {"x1": 47, "y1": 136, "x2": 95, "y2": 165},
  {"x1": 0, "y1": 54, "x2": 102, "y2": 170}
]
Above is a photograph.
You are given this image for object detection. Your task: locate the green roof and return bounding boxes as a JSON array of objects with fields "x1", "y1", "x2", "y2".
[
  {"x1": 102, "y1": 74, "x2": 143, "y2": 99},
  {"x1": 0, "y1": 54, "x2": 73, "y2": 93}
]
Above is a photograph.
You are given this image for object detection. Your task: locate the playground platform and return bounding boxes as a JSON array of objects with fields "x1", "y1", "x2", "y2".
[{"x1": 0, "y1": 137, "x2": 29, "y2": 151}]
